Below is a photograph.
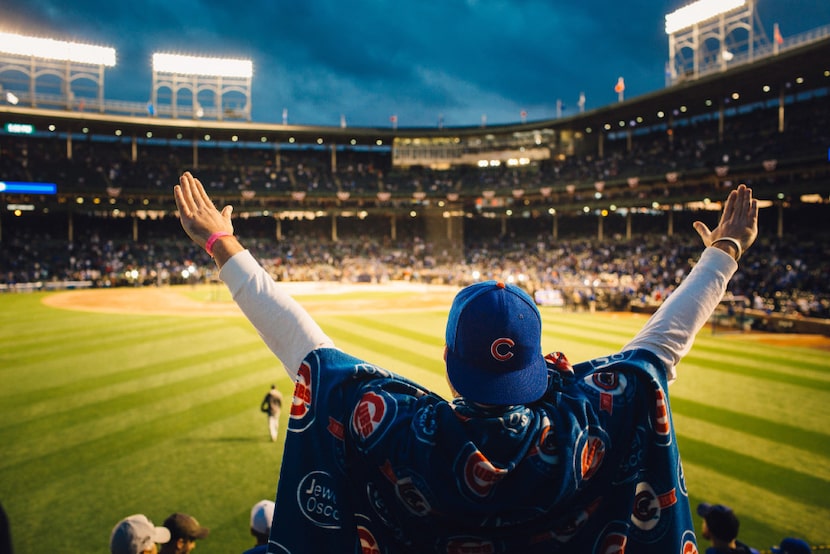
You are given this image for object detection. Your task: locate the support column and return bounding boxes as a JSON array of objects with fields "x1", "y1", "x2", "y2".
[
  {"x1": 552, "y1": 213, "x2": 558, "y2": 241},
  {"x1": 626, "y1": 211, "x2": 632, "y2": 239},
  {"x1": 132, "y1": 215, "x2": 138, "y2": 242},
  {"x1": 597, "y1": 214, "x2": 604, "y2": 241},
  {"x1": 331, "y1": 213, "x2": 338, "y2": 241},
  {"x1": 275, "y1": 216, "x2": 282, "y2": 241},
  {"x1": 667, "y1": 210, "x2": 674, "y2": 237},
  {"x1": 68, "y1": 211, "x2": 74, "y2": 242},
  {"x1": 777, "y1": 203, "x2": 784, "y2": 238},
  {"x1": 390, "y1": 214, "x2": 397, "y2": 241}
]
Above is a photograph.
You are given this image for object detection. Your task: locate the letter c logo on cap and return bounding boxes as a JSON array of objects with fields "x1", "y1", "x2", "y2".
[{"x1": 491, "y1": 338, "x2": 515, "y2": 361}]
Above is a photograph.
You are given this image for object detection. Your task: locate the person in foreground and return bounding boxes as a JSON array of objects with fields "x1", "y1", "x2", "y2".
[
  {"x1": 174, "y1": 172, "x2": 758, "y2": 553},
  {"x1": 696, "y1": 502, "x2": 759, "y2": 553},
  {"x1": 110, "y1": 514, "x2": 170, "y2": 554}
]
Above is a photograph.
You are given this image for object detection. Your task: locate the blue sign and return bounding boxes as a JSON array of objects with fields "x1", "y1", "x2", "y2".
[{"x1": 0, "y1": 182, "x2": 58, "y2": 194}]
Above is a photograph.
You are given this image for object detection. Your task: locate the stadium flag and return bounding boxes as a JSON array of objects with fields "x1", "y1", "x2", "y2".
[
  {"x1": 566, "y1": 184, "x2": 576, "y2": 194},
  {"x1": 666, "y1": 172, "x2": 679, "y2": 183},
  {"x1": 482, "y1": 190, "x2": 495, "y2": 199},
  {"x1": 615, "y1": 76, "x2": 625, "y2": 101},
  {"x1": 774, "y1": 23, "x2": 784, "y2": 45},
  {"x1": 715, "y1": 166, "x2": 729, "y2": 177},
  {"x1": 763, "y1": 159, "x2": 778, "y2": 172},
  {"x1": 291, "y1": 191, "x2": 306, "y2": 201},
  {"x1": 146, "y1": 102, "x2": 155, "y2": 116},
  {"x1": 241, "y1": 190, "x2": 256, "y2": 200},
  {"x1": 627, "y1": 177, "x2": 639, "y2": 188},
  {"x1": 540, "y1": 186, "x2": 552, "y2": 197},
  {"x1": 377, "y1": 192, "x2": 391, "y2": 202},
  {"x1": 336, "y1": 191, "x2": 350, "y2": 201},
  {"x1": 340, "y1": 114, "x2": 347, "y2": 128},
  {"x1": 520, "y1": 110, "x2": 527, "y2": 123},
  {"x1": 446, "y1": 192, "x2": 459, "y2": 202},
  {"x1": 106, "y1": 187, "x2": 121, "y2": 198},
  {"x1": 512, "y1": 189, "x2": 525, "y2": 199},
  {"x1": 578, "y1": 92, "x2": 586, "y2": 113},
  {"x1": 390, "y1": 114, "x2": 398, "y2": 129},
  {"x1": 412, "y1": 192, "x2": 426, "y2": 200},
  {"x1": 594, "y1": 181, "x2": 605, "y2": 192}
]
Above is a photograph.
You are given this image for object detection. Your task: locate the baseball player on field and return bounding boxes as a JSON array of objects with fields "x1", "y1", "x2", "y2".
[{"x1": 174, "y1": 171, "x2": 758, "y2": 553}]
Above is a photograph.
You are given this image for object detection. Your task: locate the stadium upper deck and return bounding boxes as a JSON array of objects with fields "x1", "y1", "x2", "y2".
[{"x1": 0, "y1": 27, "x2": 828, "y2": 233}]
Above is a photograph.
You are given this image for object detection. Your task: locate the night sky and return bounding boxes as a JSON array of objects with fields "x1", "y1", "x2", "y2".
[{"x1": 3, "y1": 0, "x2": 829, "y2": 127}]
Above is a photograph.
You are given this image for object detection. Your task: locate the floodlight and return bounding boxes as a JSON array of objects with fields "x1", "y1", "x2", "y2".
[
  {"x1": 152, "y1": 53, "x2": 253, "y2": 78},
  {"x1": 665, "y1": 0, "x2": 746, "y2": 34},
  {"x1": 0, "y1": 32, "x2": 115, "y2": 66}
]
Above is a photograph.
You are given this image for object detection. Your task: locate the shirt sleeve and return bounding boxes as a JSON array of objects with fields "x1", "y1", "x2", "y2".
[
  {"x1": 219, "y1": 250, "x2": 335, "y2": 380},
  {"x1": 623, "y1": 246, "x2": 737, "y2": 382}
]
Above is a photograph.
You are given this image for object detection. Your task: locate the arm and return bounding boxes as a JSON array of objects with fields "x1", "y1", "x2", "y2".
[
  {"x1": 174, "y1": 172, "x2": 334, "y2": 380},
  {"x1": 624, "y1": 184, "x2": 759, "y2": 381}
]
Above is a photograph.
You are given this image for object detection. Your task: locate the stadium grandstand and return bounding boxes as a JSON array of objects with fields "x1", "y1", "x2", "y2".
[{"x1": 1, "y1": 1, "x2": 828, "y2": 332}]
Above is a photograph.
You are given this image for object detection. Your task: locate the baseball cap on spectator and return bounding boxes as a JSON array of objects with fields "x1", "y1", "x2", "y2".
[
  {"x1": 251, "y1": 500, "x2": 275, "y2": 536},
  {"x1": 772, "y1": 537, "x2": 812, "y2": 554},
  {"x1": 110, "y1": 514, "x2": 171, "y2": 554},
  {"x1": 445, "y1": 281, "x2": 547, "y2": 405},
  {"x1": 163, "y1": 512, "x2": 209, "y2": 541},
  {"x1": 697, "y1": 503, "x2": 740, "y2": 542}
]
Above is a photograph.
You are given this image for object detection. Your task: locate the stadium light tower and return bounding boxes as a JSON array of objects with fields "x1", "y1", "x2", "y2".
[
  {"x1": 151, "y1": 52, "x2": 253, "y2": 121},
  {"x1": 0, "y1": 31, "x2": 116, "y2": 111},
  {"x1": 665, "y1": 0, "x2": 765, "y2": 85}
]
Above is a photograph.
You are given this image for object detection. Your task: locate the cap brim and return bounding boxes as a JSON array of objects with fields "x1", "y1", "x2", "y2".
[
  {"x1": 696, "y1": 503, "x2": 713, "y2": 517},
  {"x1": 153, "y1": 527, "x2": 171, "y2": 544},
  {"x1": 447, "y1": 348, "x2": 548, "y2": 405}
]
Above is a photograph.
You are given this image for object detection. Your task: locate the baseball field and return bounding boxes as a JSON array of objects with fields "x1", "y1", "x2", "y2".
[{"x1": 1, "y1": 283, "x2": 828, "y2": 553}]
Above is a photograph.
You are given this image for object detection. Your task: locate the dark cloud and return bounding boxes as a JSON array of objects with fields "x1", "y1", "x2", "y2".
[{"x1": 1, "y1": 0, "x2": 827, "y2": 127}]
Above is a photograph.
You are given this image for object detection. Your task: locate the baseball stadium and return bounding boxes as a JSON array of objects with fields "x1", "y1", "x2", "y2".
[{"x1": 1, "y1": 1, "x2": 829, "y2": 552}]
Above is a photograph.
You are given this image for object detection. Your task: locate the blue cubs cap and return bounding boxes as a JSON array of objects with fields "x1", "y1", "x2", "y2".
[
  {"x1": 697, "y1": 503, "x2": 739, "y2": 542},
  {"x1": 445, "y1": 280, "x2": 547, "y2": 405},
  {"x1": 772, "y1": 538, "x2": 812, "y2": 554}
]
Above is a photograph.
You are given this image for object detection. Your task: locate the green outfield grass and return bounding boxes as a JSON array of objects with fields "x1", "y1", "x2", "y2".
[{"x1": 1, "y1": 286, "x2": 828, "y2": 553}]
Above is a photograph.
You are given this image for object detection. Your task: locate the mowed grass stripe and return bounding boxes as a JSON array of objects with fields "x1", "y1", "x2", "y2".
[
  {"x1": 677, "y1": 434, "x2": 830, "y2": 510},
  {"x1": 318, "y1": 318, "x2": 441, "y2": 370},
  {"x1": 671, "y1": 397, "x2": 829, "y2": 455},
  {"x1": 0, "y1": 312, "x2": 190, "y2": 351},
  {"x1": 0, "y1": 331, "x2": 265, "y2": 409},
  {"x1": 684, "y1": 463, "x2": 830, "y2": 546},
  {"x1": 681, "y1": 344, "x2": 830, "y2": 384},
  {"x1": 674, "y1": 412, "x2": 830, "y2": 478},
  {"x1": 316, "y1": 314, "x2": 448, "y2": 391},
  {"x1": 0, "y1": 316, "x2": 224, "y2": 366},
  {"x1": 692, "y1": 332, "x2": 830, "y2": 367},
  {"x1": 670, "y1": 363, "x2": 830, "y2": 434},
  {"x1": 321, "y1": 313, "x2": 448, "y2": 347},
  {"x1": 0, "y1": 375, "x2": 275, "y2": 498},
  {"x1": 0, "y1": 347, "x2": 277, "y2": 460}
]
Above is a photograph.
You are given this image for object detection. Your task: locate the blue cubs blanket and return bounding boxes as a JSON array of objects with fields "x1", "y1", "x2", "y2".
[{"x1": 267, "y1": 348, "x2": 697, "y2": 553}]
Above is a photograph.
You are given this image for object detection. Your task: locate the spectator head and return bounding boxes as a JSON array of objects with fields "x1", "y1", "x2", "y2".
[
  {"x1": 444, "y1": 281, "x2": 547, "y2": 406},
  {"x1": 110, "y1": 514, "x2": 171, "y2": 554},
  {"x1": 161, "y1": 513, "x2": 209, "y2": 553},
  {"x1": 697, "y1": 503, "x2": 740, "y2": 543},
  {"x1": 250, "y1": 500, "x2": 275, "y2": 544},
  {"x1": 772, "y1": 537, "x2": 812, "y2": 554}
]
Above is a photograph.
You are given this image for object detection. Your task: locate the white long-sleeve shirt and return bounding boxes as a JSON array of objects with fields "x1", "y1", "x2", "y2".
[{"x1": 219, "y1": 246, "x2": 737, "y2": 383}]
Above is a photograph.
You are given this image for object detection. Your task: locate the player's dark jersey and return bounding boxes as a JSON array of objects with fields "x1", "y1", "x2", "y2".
[{"x1": 268, "y1": 347, "x2": 696, "y2": 553}]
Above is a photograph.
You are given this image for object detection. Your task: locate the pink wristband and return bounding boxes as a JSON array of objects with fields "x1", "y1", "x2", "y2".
[{"x1": 205, "y1": 231, "x2": 232, "y2": 256}]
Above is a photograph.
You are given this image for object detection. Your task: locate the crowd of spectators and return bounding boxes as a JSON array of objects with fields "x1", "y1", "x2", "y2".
[
  {"x1": 1, "y1": 91, "x2": 828, "y2": 324},
  {"x1": 1, "y1": 213, "x2": 828, "y2": 321},
  {"x1": 1, "y1": 94, "x2": 827, "y2": 203}
]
